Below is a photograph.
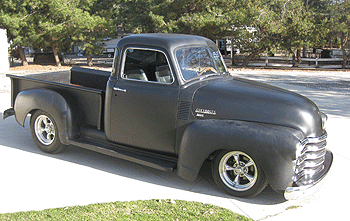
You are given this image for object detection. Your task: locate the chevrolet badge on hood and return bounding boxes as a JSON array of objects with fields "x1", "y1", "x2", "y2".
[{"x1": 195, "y1": 108, "x2": 217, "y2": 117}]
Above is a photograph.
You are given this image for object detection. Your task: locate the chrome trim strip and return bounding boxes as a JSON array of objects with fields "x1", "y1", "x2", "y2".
[
  {"x1": 113, "y1": 87, "x2": 127, "y2": 93},
  {"x1": 300, "y1": 132, "x2": 327, "y2": 146},
  {"x1": 296, "y1": 148, "x2": 326, "y2": 165},
  {"x1": 300, "y1": 142, "x2": 326, "y2": 155}
]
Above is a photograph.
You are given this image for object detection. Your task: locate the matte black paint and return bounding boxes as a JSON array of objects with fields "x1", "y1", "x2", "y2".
[
  {"x1": 70, "y1": 66, "x2": 110, "y2": 90},
  {"x1": 191, "y1": 76, "x2": 325, "y2": 138},
  {"x1": 4, "y1": 33, "x2": 329, "y2": 195},
  {"x1": 14, "y1": 89, "x2": 78, "y2": 144},
  {"x1": 108, "y1": 79, "x2": 180, "y2": 154},
  {"x1": 8, "y1": 73, "x2": 105, "y2": 129},
  {"x1": 177, "y1": 119, "x2": 303, "y2": 192}
]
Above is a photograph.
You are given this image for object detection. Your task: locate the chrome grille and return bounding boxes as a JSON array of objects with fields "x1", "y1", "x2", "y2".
[{"x1": 293, "y1": 133, "x2": 327, "y2": 186}]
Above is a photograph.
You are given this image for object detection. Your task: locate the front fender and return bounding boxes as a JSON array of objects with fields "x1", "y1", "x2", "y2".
[
  {"x1": 14, "y1": 89, "x2": 79, "y2": 145},
  {"x1": 177, "y1": 119, "x2": 304, "y2": 192}
]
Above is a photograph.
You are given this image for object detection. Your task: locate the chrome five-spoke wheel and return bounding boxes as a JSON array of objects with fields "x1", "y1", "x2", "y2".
[
  {"x1": 212, "y1": 150, "x2": 267, "y2": 197},
  {"x1": 34, "y1": 115, "x2": 56, "y2": 145},
  {"x1": 219, "y1": 151, "x2": 258, "y2": 191},
  {"x1": 30, "y1": 110, "x2": 66, "y2": 154}
]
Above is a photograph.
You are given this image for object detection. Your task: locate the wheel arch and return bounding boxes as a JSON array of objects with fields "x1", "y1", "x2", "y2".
[
  {"x1": 14, "y1": 89, "x2": 79, "y2": 145},
  {"x1": 176, "y1": 119, "x2": 303, "y2": 192}
]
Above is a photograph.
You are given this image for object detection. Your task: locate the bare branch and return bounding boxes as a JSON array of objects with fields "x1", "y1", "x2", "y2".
[{"x1": 20, "y1": 11, "x2": 38, "y2": 20}]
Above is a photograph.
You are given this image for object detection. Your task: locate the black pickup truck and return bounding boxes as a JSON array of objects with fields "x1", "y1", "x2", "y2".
[{"x1": 3, "y1": 33, "x2": 332, "y2": 199}]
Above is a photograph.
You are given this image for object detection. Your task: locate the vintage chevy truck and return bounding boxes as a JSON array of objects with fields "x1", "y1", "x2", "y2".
[{"x1": 3, "y1": 34, "x2": 332, "y2": 199}]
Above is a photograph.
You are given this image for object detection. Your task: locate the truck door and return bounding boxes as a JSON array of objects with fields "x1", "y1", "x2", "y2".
[{"x1": 109, "y1": 48, "x2": 179, "y2": 154}]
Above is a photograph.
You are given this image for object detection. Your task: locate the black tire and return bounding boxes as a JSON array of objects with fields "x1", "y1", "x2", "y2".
[
  {"x1": 211, "y1": 150, "x2": 268, "y2": 198},
  {"x1": 30, "y1": 110, "x2": 66, "y2": 154}
]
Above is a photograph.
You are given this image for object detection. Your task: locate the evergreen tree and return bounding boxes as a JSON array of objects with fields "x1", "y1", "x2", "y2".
[
  {"x1": 174, "y1": 0, "x2": 232, "y2": 40},
  {"x1": 275, "y1": 0, "x2": 315, "y2": 66},
  {"x1": 0, "y1": 0, "x2": 38, "y2": 65},
  {"x1": 224, "y1": 0, "x2": 317, "y2": 67},
  {"x1": 223, "y1": 0, "x2": 278, "y2": 66},
  {"x1": 117, "y1": 0, "x2": 170, "y2": 33},
  {"x1": 32, "y1": 0, "x2": 107, "y2": 66},
  {"x1": 326, "y1": 0, "x2": 350, "y2": 67},
  {"x1": 2, "y1": 0, "x2": 348, "y2": 68},
  {"x1": 1, "y1": 0, "x2": 109, "y2": 66}
]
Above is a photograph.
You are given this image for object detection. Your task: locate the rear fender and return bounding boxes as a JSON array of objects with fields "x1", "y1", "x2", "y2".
[
  {"x1": 14, "y1": 89, "x2": 79, "y2": 145},
  {"x1": 176, "y1": 119, "x2": 303, "y2": 192}
]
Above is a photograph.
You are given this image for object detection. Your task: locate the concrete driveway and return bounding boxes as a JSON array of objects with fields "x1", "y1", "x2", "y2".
[{"x1": 0, "y1": 69, "x2": 349, "y2": 220}]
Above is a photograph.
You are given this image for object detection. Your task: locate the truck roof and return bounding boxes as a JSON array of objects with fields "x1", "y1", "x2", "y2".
[{"x1": 116, "y1": 33, "x2": 217, "y2": 52}]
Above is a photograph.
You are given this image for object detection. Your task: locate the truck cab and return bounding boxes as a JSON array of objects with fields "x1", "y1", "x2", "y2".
[{"x1": 105, "y1": 34, "x2": 227, "y2": 155}]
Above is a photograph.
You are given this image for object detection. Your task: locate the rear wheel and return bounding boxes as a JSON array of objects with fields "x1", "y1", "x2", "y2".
[
  {"x1": 30, "y1": 110, "x2": 66, "y2": 154},
  {"x1": 211, "y1": 150, "x2": 267, "y2": 197}
]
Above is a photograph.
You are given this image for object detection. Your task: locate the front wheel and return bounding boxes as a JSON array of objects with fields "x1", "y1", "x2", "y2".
[
  {"x1": 30, "y1": 110, "x2": 66, "y2": 154},
  {"x1": 211, "y1": 150, "x2": 267, "y2": 198}
]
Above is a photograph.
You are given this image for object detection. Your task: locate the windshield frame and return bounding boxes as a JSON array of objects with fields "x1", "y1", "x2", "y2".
[{"x1": 175, "y1": 46, "x2": 228, "y2": 82}]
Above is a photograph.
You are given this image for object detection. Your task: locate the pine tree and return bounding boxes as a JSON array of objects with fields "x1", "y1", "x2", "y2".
[
  {"x1": 1, "y1": 0, "x2": 109, "y2": 66},
  {"x1": 326, "y1": 0, "x2": 350, "y2": 68},
  {"x1": 0, "y1": 0, "x2": 38, "y2": 65}
]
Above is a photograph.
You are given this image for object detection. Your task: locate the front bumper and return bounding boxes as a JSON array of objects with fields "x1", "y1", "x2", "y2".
[{"x1": 284, "y1": 149, "x2": 333, "y2": 200}]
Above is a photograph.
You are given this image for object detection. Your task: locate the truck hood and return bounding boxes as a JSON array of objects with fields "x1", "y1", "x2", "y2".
[{"x1": 192, "y1": 77, "x2": 324, "y2": 137}]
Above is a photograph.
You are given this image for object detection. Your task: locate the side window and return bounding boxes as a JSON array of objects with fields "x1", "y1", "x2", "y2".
[{"x1": 122, "y1": 48, "x2": 173, "y2": 84}]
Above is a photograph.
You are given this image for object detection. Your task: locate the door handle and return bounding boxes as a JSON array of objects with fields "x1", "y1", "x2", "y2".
[{"x1": 113, "y1": 87, "x2": 127, "y2": 92}]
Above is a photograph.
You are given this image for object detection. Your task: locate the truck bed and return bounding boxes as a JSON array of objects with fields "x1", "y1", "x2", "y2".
[{"x1": 7, "y1": 67, "x2": 111, "y2": 130}]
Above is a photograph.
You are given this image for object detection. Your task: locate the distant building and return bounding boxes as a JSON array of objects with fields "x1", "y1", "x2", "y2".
[
  {"x1": 71, "y1": 34, "x2": 129, "y2": 57},
  {"x1": 97, "y1": 35, "x2": 128, "y2": 57},
  {"x1": 0, "y1": 29, "x2": 9, "y2": 73}
]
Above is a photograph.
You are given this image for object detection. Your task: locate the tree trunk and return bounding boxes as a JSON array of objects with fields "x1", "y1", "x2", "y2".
[
  {"x1": 296, "y1": 48, "x2": 301, "y2": 67},
  {"x1": 18, "y1": 47, "x2": 28, "y2": 66},
  {"x1": 231, "y1": 51, "x2": 235, "y2": 66},
  {"x1": 342, "y1": 48, "x2": 347, "y2": 69},
  {"x1": 292, "y1": 53, "x2": 296, "y2": 67},
  {"x1": 341, "y1": 32, "x2": 348, "y2": 69},
  {"x1": 87, "y1": 53, "x2": 93, "y2": 66},
  {"x1": 230, "y1": 40, "x2": 235, "y2": 66},
  {"x1": 242, "y1": 52, "x2": 257, "y2": 67},
  {"x1": 292, "y1": 49, "x2": 301, "y2": 67},
  {"x1": 52, "y1": 45, "x2": 61, "y2": 66}
]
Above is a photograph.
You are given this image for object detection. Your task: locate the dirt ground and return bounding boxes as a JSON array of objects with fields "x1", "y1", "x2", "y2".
[
  {"x1": 9, "y1": 64, "x2": 72, "y2": 72},
  {"x1": 8, "y1": 63, "x2": 111, "y2": 73}
]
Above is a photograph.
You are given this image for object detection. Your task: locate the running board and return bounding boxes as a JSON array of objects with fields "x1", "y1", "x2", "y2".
[{"x1": 67, "y1": 138, "x2": 177, "y2": 172}]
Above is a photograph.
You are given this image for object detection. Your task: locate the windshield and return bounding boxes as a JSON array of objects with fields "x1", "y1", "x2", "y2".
[{"x1": 176, "y1": 46, "x2": 227, "y2": 81}]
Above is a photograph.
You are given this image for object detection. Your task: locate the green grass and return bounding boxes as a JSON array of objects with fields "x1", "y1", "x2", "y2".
[
  {"x1": 0, "y1": 199, "x2": 252, "y2": 221},
  {"x1": 286, "y1": 205, "x2": 301, "y2": 210}
]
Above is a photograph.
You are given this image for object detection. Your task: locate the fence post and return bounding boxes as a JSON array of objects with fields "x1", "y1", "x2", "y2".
[
  {"x1": 315, "y1": 58, "x2": 319, "y2": 68},
  {"x1": 265, "y1": 56, "x2": 268, "y2": 66},
  {"x1": 231, "y1": 48, "x2": 234, "y2": 66}
]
